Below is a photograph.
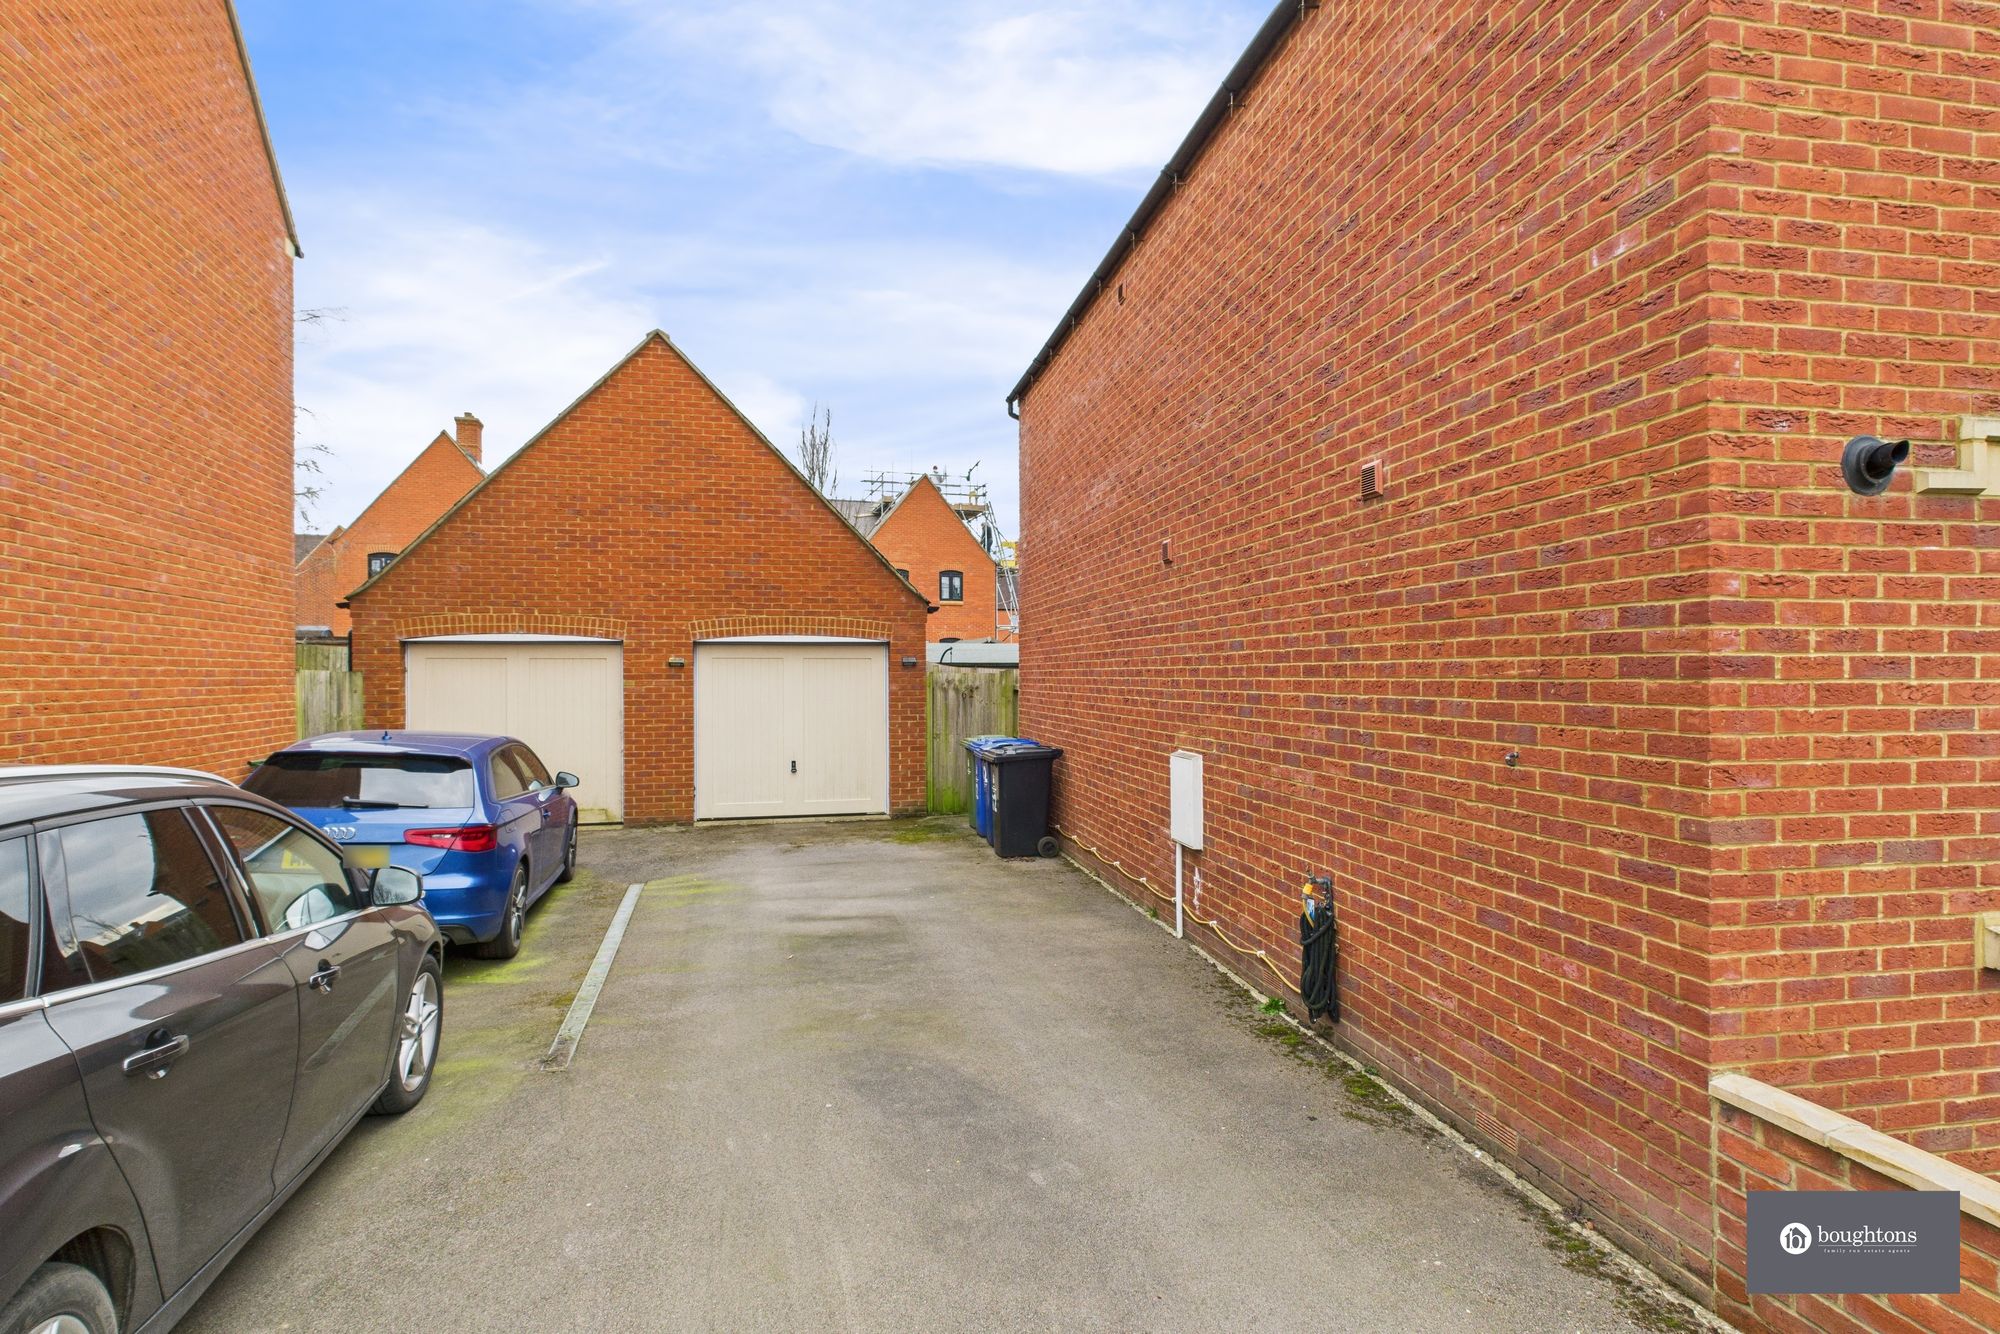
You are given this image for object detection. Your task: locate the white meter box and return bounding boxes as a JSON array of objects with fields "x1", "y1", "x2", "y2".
[{"x1": 1170, "y1": 750, "x2": 1203, "y2": 850}]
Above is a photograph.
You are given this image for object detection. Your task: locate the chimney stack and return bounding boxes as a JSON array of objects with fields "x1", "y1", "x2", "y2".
[{"x1": 454, "y1": 413, "x2": 483, "y2": 465}]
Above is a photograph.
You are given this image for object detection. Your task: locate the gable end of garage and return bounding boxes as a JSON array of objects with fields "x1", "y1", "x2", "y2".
[{"x1": 345, "y1": 330, "x2": 929, "y2": 612}]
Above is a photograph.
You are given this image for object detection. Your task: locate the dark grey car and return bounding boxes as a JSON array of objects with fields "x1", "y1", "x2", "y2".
[{"x1": 0, "y1": 767, "x2": 444, "y2": 1334}]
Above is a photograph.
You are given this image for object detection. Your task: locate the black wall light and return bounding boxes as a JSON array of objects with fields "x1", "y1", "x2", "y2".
[{"x1": 1841, "y1": 435, "x2": 1911, "y2": 496}]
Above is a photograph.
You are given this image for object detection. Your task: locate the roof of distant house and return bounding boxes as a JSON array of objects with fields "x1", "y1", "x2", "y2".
[
  {"x1": 829, "y1": 496, "x2": 888, "y2": 536},
  {"x1": 295, "y1": 532, "x2": 326, "y2": 563}
]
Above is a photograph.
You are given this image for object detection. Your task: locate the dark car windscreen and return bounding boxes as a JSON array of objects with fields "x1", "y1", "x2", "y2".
[{"x1": 245, "y1": 753, "x2": 477, "y2": 809}]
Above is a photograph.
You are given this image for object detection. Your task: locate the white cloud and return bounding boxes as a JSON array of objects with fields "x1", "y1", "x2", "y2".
[
  {"x1": 738, "y1": 9, "x2": 1228, "y2": 176},
  {"x1": 559, "y1": 1, "x2": 1244, "y2": 179},
  {"x1": 291, "y1": 200, "x2": 658, "y2": 531},
  {"x1": 288, "y1": 200, "x2": 1066, "y2": 537}
]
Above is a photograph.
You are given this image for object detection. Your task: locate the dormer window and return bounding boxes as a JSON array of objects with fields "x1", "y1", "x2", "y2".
[
  {"x1": 939, "y1": 570, "x2": 963, "y2": 602},
  {"x1": 367, "y1": 551, "x2": 397, "y2": 577}
]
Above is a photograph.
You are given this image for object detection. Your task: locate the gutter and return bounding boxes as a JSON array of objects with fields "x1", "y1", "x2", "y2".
[{"x1": 1004, "y1": 0, "x2": 1316, "y2": 415}]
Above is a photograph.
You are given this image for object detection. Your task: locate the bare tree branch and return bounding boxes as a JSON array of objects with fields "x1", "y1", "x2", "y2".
[
  {"x1": 293, "y1": 308, "x2": 346, "y2": 526},
  {"x1": 798, "y1": 403, "x2": 836, "y2": 496}
]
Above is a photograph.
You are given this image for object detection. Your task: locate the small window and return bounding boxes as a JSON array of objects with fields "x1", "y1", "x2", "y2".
[
  {"x1": 0, "y1": 838, "x2": 28, "y2": 1002},
  {"x1": 490, "y1": 750, "x2": 530, "y2": 800},
  {"x1": 367, "y1": 551, "x2": 397, "y2": 577},
  {"x1": 512, "y1": 745, "x2": 553, "y2": 790},
  {"x1": 209, "y1": 806, "x2": 361, "y2": 933},
  {"x1": 895, "y1": 568, "x2": 910, "y2": 581},
  {"x1": 939, "y1": 570, "x2": 963, "y2": 602},
  {"x1": 57, "y1": 811, "x2": 245, "y2": 982}
]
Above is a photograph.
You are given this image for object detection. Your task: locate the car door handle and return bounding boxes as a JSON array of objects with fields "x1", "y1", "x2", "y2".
[
  {"x1": 122, "y1": 1033, "x2": 191, "y2": 1079},
  {"x1": 308, "y1": 961, "x2": 342, "y2": 993}
]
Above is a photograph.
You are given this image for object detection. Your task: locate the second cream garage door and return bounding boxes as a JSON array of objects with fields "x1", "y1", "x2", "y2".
[
  {"x1": 404, "y1": 639, "x2": 624, "y2": 824},
  {"x1": 693, "y1": 641, "x2": 889, "y2": 820}
]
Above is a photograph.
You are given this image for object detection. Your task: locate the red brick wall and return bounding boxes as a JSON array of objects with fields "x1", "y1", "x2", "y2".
[
  {"x1": 0, "y1": 2, "x2": 295, "y2": 777},
  {"x1": 295, "y1": 432, "x2": 482, "y2": 634},
  {"x1": 1716, "y1": 1100, "x2": 2000, "y2": 1332},
  {"x1": 348, "y1": 335, "x2": 929, "y2": 823},
  {"x1": 1016, "y1": 0, "x2": 1997, "y2": 1299},
  {"x1": 867, "y1": 476, "x2": 999, "y2": 642},
  {"x1": 1701, "y1": 0, "x2": 2000, "y2": 1175},
  {"x1": 1021, "y1": 0, "x2": 1724, "y2": 1286}
]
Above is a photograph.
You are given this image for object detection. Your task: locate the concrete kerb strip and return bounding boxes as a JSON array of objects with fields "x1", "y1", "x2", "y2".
[
  {"x1": 1058, "y1": 850, "x2": 1731, "y2": 1334},
  {"x1": 541, "y1": 882, "x2": 644, "y2": 1072}
]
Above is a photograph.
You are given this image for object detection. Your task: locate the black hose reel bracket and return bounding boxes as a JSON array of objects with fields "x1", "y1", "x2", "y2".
[{"x1": 1300, "y1": 875, "x2": 1339, "y2": 1023}]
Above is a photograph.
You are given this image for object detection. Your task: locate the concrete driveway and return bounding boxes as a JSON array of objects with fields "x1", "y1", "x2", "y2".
[{"x1": 182, "y1": 819, "x2": 1689, "y2": 1332}]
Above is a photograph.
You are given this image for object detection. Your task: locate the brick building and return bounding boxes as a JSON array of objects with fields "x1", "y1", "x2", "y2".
[
  {"x1": 295, "y1": 417, "x2": 485, "y2": 635},
  {"x1": 846, "y1": 474, "x2": 1001, "y2": 643},
  {"x1": 0, "y1": 1, "x2": 298, "y2": 775},
  {"x1": 1012, "y1": 2, "x2": 1999, "y2": 1326},
  {"x1": 348, "y1": 332, "x2": 929, "y2": 825}
]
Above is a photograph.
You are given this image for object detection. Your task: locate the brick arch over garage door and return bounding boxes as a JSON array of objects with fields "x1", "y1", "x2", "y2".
[
  {"x1": 393, "y1": 612, "x2": 630, "y2": 642},
  {"x1": 689, "y1": 614, "x2": 893, "y2": 642}
]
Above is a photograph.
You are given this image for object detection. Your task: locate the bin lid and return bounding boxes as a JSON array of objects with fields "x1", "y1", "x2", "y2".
[
  {"x1": 963, "y1": 734, "x2": 1035, "y2": 755},
  {"x1": 983, "y1": 741, "x2": 1062, "y2": 763}
]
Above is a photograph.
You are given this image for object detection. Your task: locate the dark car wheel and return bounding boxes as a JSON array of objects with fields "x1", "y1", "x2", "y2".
[
  {"x1": 557, "y1": 816, "x2": 578, "y2": 883},
  {"x1": 0, "y1": 1262, "x2": 118, "y2": 1334},
  {"x1": 472, "y1": 864, "x2": 529, "y2": 960},
  {"x1": 372, "y1": 955, "x2": 442, "y2": 1116}
]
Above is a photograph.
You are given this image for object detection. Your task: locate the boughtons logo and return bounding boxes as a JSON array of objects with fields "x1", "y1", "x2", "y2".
[{"x1": 1780, "y1": 1222, "x2": 1813, "y2": 1256}]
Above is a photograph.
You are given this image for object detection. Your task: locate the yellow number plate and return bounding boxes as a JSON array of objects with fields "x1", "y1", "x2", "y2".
[{"x1": 347, "y1": 845, "x2": 391, "y2": 869}]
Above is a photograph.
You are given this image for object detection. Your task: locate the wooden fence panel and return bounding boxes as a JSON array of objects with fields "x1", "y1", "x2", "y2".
[
  {"x1": 926, "y1": 665, "x2": 1019, "y2": 814},
  {"x1": 295, "y1": 640, "x2": 350, "y2": 673},
  {"x1": 296, "y1": 637, "x2": 364, "y2": 740},
  {"x1": 296, "y1": 670, "x2": 365, "y2": 738}
]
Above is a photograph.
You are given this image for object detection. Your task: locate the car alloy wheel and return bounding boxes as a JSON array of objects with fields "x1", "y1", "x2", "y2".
[
  {"x1": 561, "y1": 819, "x2": 578, "y2": 880},
  {"x1": 30, "y1": 1317, "x2": 94, "y2": 1334},
  {"x1": 397, "y1": 969, "x2": 441, "y2": 1092},
  {"x1": 507, "y1": 872, "x2": 527, "y2": 943}
]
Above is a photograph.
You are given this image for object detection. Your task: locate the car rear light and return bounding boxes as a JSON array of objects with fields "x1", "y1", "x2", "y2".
[{"x1": 405, "y1": 824, "x2": 498, "y2": 853}]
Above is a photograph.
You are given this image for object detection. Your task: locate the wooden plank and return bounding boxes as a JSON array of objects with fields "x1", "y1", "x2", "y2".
[
  {"x1": 296, "y1": 667, "x2": 365, "y2": 739},
  {"x1": 925, "y1": 664, "x2": 1019, "y2": 814}
]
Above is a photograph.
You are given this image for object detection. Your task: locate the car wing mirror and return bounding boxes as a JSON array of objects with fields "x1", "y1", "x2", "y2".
[
  {"x1": 371, "y1": 865, "x2": 424, "y2": 907},
  {"x1": 554, "y1": 771, "x2": 581, "y2": 790}
]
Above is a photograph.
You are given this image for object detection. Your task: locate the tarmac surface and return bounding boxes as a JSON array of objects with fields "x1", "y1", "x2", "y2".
[{"x1": 181, "y1": 817, "x2": 1672, "y2": 1332}]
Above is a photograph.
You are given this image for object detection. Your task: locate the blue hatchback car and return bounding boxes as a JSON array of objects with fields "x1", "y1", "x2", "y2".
[{"x1": 245, "y1": 732, "x2": 581, "y2": 958}]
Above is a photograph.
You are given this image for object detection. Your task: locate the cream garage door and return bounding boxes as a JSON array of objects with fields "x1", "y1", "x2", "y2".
[
  {"x1": 694, "y1": 641, "x2": 888, "y2": 820},
  {"x1": 404, "y1": 640, "x2": 624, "y2": 824}
]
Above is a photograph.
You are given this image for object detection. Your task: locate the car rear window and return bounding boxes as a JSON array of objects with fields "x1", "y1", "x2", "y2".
[{"x1": 245, "y1": 753, "x2": 477, "y2": 809}]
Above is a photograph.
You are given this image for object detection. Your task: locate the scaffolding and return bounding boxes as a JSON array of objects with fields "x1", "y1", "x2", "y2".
[{"x1": 858, "y1": 466, "x2": 1004, "y2": 557}]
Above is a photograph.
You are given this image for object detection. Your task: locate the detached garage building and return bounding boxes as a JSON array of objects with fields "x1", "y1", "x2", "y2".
[{"x1": 346, "y1": 332, "x2": 929, "y2": 824}]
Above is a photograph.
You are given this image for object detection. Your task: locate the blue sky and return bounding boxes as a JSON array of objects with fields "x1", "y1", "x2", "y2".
[{"x1": 236, "y1": 0, "x2": 1271, "y2": 541}]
